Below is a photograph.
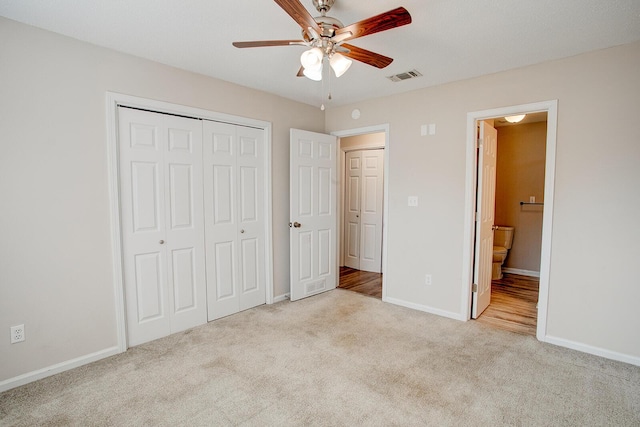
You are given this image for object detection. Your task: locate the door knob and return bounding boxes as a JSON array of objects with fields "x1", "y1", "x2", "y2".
[
  {"x1": 293, "y1": 222, "x2": 301, "y2": 228},
  {"x1": 240, "y1": 229, "x2": 245, "y2": 234},
  {"x1": 356, "y1": 215, "x2": 359, "y2": 218},
  {"x1": 159, "y1": 240, "x2": 165, "y2": 244}
]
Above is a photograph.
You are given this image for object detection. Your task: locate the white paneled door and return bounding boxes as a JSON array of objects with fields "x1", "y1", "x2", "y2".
[
  {"x1": 344, "y1": 149, "x2": 384, "y2": 273},
  {"x1": 472, "y1": 121, "x2": 498, "y2": 318},
  {"x1": 203, "y1": 121, "x2": 266, "y2": 320},
  {"x1": 290, "y1": 129, "x2": 338, "y2": 301},
  {"x1": 118, "y1": 107, "x2": 207, "y2": 346}
]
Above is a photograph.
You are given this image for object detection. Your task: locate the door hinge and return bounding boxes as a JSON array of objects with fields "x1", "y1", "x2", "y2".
[{"x1": 472, "y1": 283, "x2": 478, "y2": 293}]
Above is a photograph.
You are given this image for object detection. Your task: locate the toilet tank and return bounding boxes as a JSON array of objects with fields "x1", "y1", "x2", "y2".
[{"x1": 494, "y1": 226, "x2": 514, "y2": 249}]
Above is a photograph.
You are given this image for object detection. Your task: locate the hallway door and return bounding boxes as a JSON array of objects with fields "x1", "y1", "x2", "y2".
[{"x1": 290, "y1": 129, "x2": 338, "y2": 301}]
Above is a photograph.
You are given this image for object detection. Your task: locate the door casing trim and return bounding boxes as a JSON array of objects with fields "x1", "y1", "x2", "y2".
[
  {"x1": 461, "y1": 100, "x2": 558, "y2": 341},
  {"x1": 332, "y1": 124, "x2": 390, "y2": 299}
]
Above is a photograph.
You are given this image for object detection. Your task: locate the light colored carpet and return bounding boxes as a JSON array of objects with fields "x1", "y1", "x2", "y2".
[{"x1": 1, "y1": 289, "x2": 639, "y2": 426}]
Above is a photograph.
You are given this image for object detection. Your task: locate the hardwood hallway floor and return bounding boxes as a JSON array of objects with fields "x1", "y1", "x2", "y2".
[
  {"x1": 338, "y1": 267, "x2": 382, "y2": 299},
  {"x1": 338, "y1": 268, "x2": 538, "y2": 336},
  {"x1": 476, "y1": 273, "x2": 540, "y2": 336}
]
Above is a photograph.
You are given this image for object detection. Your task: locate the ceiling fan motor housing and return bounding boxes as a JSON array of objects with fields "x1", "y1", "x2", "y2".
[{"x1": 313, "y1": 0, "x2": 335, "y2": 14}]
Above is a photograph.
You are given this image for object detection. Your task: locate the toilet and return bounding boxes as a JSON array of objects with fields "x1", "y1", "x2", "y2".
[{"x1": 492, "y1": 226, "x2": 514, "y2": 280}]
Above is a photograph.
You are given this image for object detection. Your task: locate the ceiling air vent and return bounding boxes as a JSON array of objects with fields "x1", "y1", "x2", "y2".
[{"x1": 387, "y1": 69, "x2": 423, "y2": 82}]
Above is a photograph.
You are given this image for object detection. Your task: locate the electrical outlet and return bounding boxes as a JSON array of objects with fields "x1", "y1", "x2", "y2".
[
  {"x1": 10, "y1": 325, "x2": 25, "y2": 344},
  {"x1": 425, "y1": 274, "x2": 432, "y2": 286}
]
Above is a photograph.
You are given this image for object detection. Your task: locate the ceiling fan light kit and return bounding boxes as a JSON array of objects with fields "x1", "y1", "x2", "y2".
[
  {"x1": 233, "y1": 0, "x2": 412, "y2": 83},
  {"x1": 329, "y1": 53, "x2": 351, "y2": 77},
  {"x1": 300, "y1": 47, "x2": 324, "y2": 70}
]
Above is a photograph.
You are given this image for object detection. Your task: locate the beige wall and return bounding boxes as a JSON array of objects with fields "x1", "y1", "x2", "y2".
[
  {"x1": 495, "y1": 122, "x2": 547, "y2": 273},
  {"x1": 326, "y1": 41, "x2": 640, "y2": 361},
  {"x1": 0, "y1": 17, "x2": 323, "y2": 383},
  {"x1": 2, "y1": 15, "x2": 639, "y2": 387}
]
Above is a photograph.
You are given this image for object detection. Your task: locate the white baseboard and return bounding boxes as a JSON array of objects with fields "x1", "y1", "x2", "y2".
[
  {"x1": 502, "y1": 268, "x2": 540, "y2": 278},
  {"x1": 542, "y1": 335, "x2": 640, "y2": 367},
  {"x1": 383, "y1": 296, "x2": 466, "y2": 321},
  {"x1": 0, "y1": 346, "x2": 122, "y2": 393},
  {"x1": 272, "y1": 293, "x2": 290, "y2": 304}
]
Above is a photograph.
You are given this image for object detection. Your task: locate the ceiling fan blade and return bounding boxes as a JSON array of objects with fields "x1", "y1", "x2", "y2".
[
  {"x1": 233, "y1": 40, "x2": 306, "y2": 48},
  {"x1": 274, "y1": 0, "x2": 323, "y2": 35},
  {"x1": 334, "y1": 7, "x2": 412, "y2": 42},
  {"x1": 341, "y1": 44, "x2": 394, "y2": 69}
]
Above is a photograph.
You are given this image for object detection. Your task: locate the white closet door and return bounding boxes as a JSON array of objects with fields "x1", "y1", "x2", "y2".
[
  {"x1": 119, "y1": 107, "x2": 206, "y2": 347},
  {"x1": 358, "y1": 149, "x2": 384, "y2": 273},
  {"x1": 236, "y1": 126, "x2": 266, "y2": 311},
  {"x1": 203, "y1": 121, "x2": 266, "y2": 320},
  {"x1": 344, "y1": 151, "x2": 361, "y2": 269},
  {"x1": 343, "y1": 149, "x2": 384, "y2": 273}
]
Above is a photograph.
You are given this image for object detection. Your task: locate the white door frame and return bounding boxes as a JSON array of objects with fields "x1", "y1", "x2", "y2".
[
  {"x1": 106, "y1": 92, "x2": 273, "y2": 352},
  {"x1": 332, "y1": 125, "x2": 389, "y2": 299},
  {"x1": 461, "y1": 100, "x2": 558, "y2": 341}
]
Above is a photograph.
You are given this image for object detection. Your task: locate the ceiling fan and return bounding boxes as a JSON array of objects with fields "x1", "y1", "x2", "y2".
[{"x1": 232, "y1": 0, "x2": 412, "y2": 81}]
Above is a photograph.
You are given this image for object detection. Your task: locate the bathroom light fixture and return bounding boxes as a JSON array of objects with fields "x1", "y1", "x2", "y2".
[{"x1": 504, "y1": 114, "x2": 526, "y2": 123}]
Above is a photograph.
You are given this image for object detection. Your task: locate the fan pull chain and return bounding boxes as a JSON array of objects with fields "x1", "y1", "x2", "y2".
[
  {"x1": 327, "y1": 62, "x2": 332, "y2": 103},
  {"x1": 320, "y1": 62, "x2": 325, "y2": 110}
]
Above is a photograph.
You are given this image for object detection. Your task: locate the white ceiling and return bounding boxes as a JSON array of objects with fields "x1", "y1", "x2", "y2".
[{"x1": 2, "y1": 0, "x2": 640, "y2": 108}]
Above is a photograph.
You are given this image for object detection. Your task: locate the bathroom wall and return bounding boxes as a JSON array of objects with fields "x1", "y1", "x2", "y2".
[{"x1": 495, "y1": 121, "x2": 547, "y2": 274}]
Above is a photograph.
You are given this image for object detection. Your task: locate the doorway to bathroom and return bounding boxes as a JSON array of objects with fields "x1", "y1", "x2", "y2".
[{"x1": 462, "y1": 100, "x2": 558, "y2": 341}]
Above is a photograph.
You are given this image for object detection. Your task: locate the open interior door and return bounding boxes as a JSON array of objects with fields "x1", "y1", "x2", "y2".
[
  {"x1": 472, "y1": 121, "x2": 498, "y2": 318},
  {"x1": 290, "y1": 129, "x2": 338, "y2": 301}
]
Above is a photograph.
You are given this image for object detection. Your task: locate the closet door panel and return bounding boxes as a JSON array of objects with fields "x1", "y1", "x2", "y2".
[
  {"x1": 134, "y1": 252, "x2": 165, "y2": 322},
  {"x1": 120, "y1": 107, "x2": 206, "y2": 346},
  {"x1": 240, "y1": 237, "x2": 259, "y2": 293},
  {"x1": 212, "y1": 165, "x2": 234, "y2": 225},
  {"x1": 168, "y1": 164, "x2": 194, "y2": 229},
  {"x1": 239, "y1": 166, "x2": 258, "y2": 222},
  {"x1": 237, "y1": 127, "x2": 266, "y2": 311},
  {"x1": 203, "y1": 121, "x2": 241, "y2": 320},
  {"x1": 214, "y1": 241, "x2": 236, "y2": 300},
  {"x1": 163, "y1": 115, "x2": 206, "y2": 333},
  {"x1": 344, "y1": 151, "x2": 361, "y2": 269},
  {"x1": 358, "y1": 149, "x2": 384, "y2": 273},
  {"x1": 119, "y1": 108, "x2": 169, "y2": 346},
  {"x1": 171, "y1": 248, "x2": 197, "y2": 312},
  {"x1": 131, "y1": 162, "x2": 161, "y2": 233}
]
